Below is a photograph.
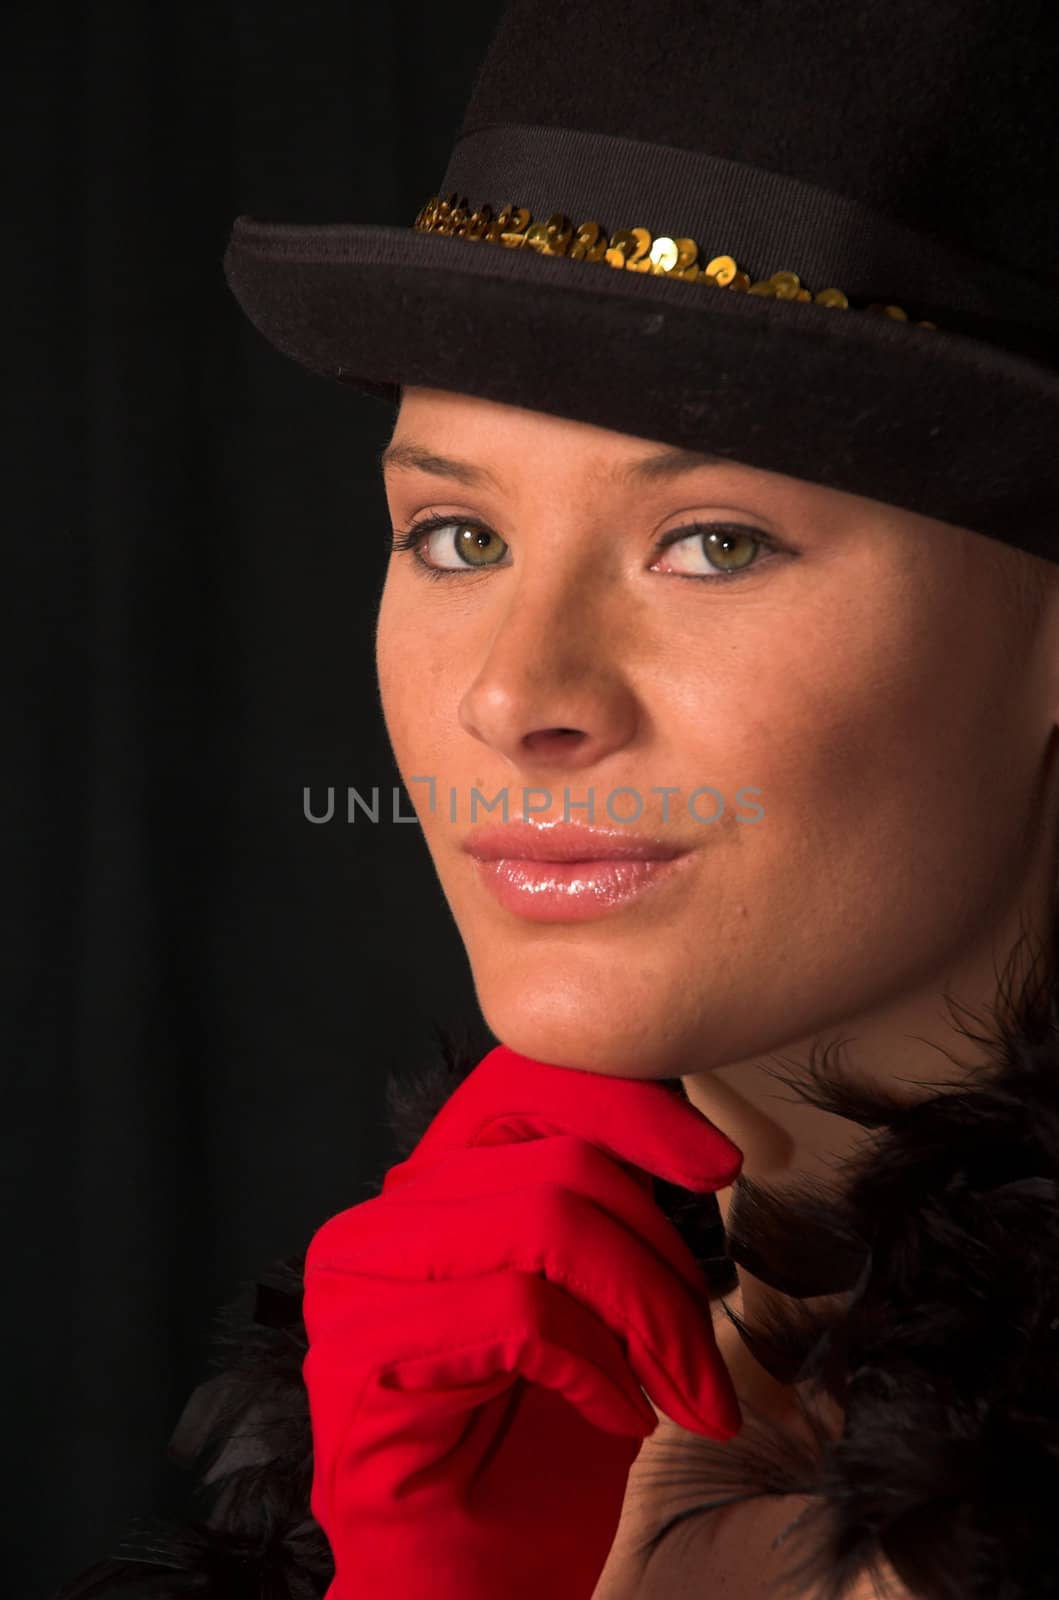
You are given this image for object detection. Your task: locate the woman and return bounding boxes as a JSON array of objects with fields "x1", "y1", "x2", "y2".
[
  {"x1": 56, "y1": 0, "x2": 1059, "y2": 1595},
  {"x1": 369, "y1": 383, "x2": 1059, "y2": 1600}
]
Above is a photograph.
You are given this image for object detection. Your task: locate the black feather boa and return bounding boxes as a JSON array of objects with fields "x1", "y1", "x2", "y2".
[{"x1": 53, "y1": 926, "x2": 1059, "y2": 1600}]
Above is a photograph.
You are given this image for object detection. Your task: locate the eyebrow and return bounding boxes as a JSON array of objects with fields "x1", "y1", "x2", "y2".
[{"x1": 377, "y1": 439, "x2": 729, "y2": 490}]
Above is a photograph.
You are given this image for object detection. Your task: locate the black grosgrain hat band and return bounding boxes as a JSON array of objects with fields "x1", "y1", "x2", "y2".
[{"x1": 416, "y1": 124, "x2": 1059, "y2": 365}]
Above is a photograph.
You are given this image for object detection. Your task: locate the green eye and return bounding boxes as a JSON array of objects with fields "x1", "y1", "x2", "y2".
[
  {"x1": 656, "y1": 524, "x2": 764, "y2": 577},
  {"x1": 451, "y1": 523, "x2": 507, "y2": 566},
  {"x1": 391, "y1": 515, "x2": 509, "y2": 575},
  {"x1": 390, "y1": 514, "x2": 781, "y2": 583},
  {"x1": 712, "y1": 528, "x2": 758, "y2": 572}
]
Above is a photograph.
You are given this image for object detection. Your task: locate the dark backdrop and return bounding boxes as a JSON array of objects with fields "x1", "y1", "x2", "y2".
[{"x1": 6, "y1": 4, "x2": 506, "y2": 1594}]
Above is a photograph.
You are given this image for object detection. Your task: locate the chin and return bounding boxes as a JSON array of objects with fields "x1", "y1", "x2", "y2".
[
  {"x1": 473, "y1": 976, "x2": 702, "y2": 1080},
  {"x1": 451, "y1": 903, "x2": 799, "y2": 1079}
]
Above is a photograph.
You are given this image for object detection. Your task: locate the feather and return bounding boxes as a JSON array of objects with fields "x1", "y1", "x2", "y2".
[
  {"x1": 53, "y1": 911, "x2": 1059, "y2": 1598},
  {"x1": 629, "y1": 912, "x2": 1059, "y2": 1600}
]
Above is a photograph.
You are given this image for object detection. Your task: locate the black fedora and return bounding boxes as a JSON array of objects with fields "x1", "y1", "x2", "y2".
[{"x1": 222, "y1": 0, "x2": 1059, "y2": 560}]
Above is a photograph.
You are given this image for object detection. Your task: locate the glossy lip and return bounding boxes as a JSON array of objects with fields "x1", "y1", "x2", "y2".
[
  {"x1": 461, "y1": 819, "x2": 696, "y2": 923},
  {"x1": 461, "y1": 819, "x2": 692, "y2": 862}
]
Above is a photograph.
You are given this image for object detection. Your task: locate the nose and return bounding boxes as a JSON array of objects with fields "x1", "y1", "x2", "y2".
[{"x1": 457, "y1": 566, "x2": 641, "y2": 775}]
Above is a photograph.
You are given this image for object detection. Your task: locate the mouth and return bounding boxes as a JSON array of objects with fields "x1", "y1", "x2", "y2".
[
  {"x1": 469, "y1": 854, "x2": 693, "y2": 921},
  {"x1": 462, "y1": 820, "x2": 695, "y2": 922}
]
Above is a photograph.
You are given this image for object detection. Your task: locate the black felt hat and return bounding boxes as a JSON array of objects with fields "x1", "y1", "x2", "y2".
[{"x1": 222, "y1": 0, "x2": 1059, "y2": 559}]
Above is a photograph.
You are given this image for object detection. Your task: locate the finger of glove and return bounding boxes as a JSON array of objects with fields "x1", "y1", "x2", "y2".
[
  {"x1": 311, "y1": 1133, "x2": 717, "y2": 1314},
  {"x1": 304, "y1": 1146, "x2": 742, "y2": 1439},
  {"x1": 303, "y1": 1268, "x2": 661, "y2": 1454},
  {"x1": 312, "y1": 1387, "x2": 639, "y2": 1600},
  {"x1": 305, "y1": 1285, "x2": 642, "y2": 1600},
  {"x1": 389, "y1": 1043, "x2": 742, "y2": 1196}
]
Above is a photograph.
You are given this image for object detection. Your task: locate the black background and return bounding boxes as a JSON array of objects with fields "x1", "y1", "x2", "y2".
[{"x1": 7, "y1": 4, "x2": 505, "y2": 1593}]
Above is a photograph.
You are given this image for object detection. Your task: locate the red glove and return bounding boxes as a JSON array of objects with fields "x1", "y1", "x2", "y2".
[{"x1": 302, "y1": 1043, "x2": 744, "y2": 1600}]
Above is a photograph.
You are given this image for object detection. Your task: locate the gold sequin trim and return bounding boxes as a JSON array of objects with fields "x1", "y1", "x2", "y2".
[{"x1": 412, "y1": 193, "x2": 938, "y2": 330}]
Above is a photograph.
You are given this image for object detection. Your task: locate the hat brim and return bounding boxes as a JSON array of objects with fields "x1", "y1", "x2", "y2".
[{"x1": 223, "y1": 216, "x2": 1059, "y2": 559}]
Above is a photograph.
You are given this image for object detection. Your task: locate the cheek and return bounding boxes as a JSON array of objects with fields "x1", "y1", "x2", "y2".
[
  {"x1": 375, "y1": 574, "x2": 448, "y2": 769},
  {"x1": 727, "y1": 603, "x2": 1034, "y2": 942},
  {"x1": 374, "y1": 586, "x2": 405, "y2": 748},
  {"x1": 672, "y1": 621, "x2": 951, "y2": 908},
  {"x1": 377, "y1": 576, "x2": 431, "y2": 748}
]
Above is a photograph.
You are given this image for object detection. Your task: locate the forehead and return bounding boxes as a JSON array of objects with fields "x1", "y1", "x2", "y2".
[
  {"x1": 382, "y1": 386, "x2": 789, "y2": 497},
  {"x1": 379, "y1": 435, "x2": 739, "y2": 493}
]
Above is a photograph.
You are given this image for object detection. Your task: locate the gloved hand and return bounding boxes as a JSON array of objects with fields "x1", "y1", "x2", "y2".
[{"x1": 302, "y1": 1042, "x2": 744, "y2": 1600}]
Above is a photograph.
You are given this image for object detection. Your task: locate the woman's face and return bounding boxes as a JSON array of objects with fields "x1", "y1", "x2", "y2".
[{"x1": 376, "y1": 385, "x2": 1059, "y2": 1078}]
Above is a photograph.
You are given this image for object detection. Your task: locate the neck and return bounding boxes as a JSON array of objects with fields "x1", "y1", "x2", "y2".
[{"x1": 680, "y1": 894, "x2": 1056, "y2": 1342}]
